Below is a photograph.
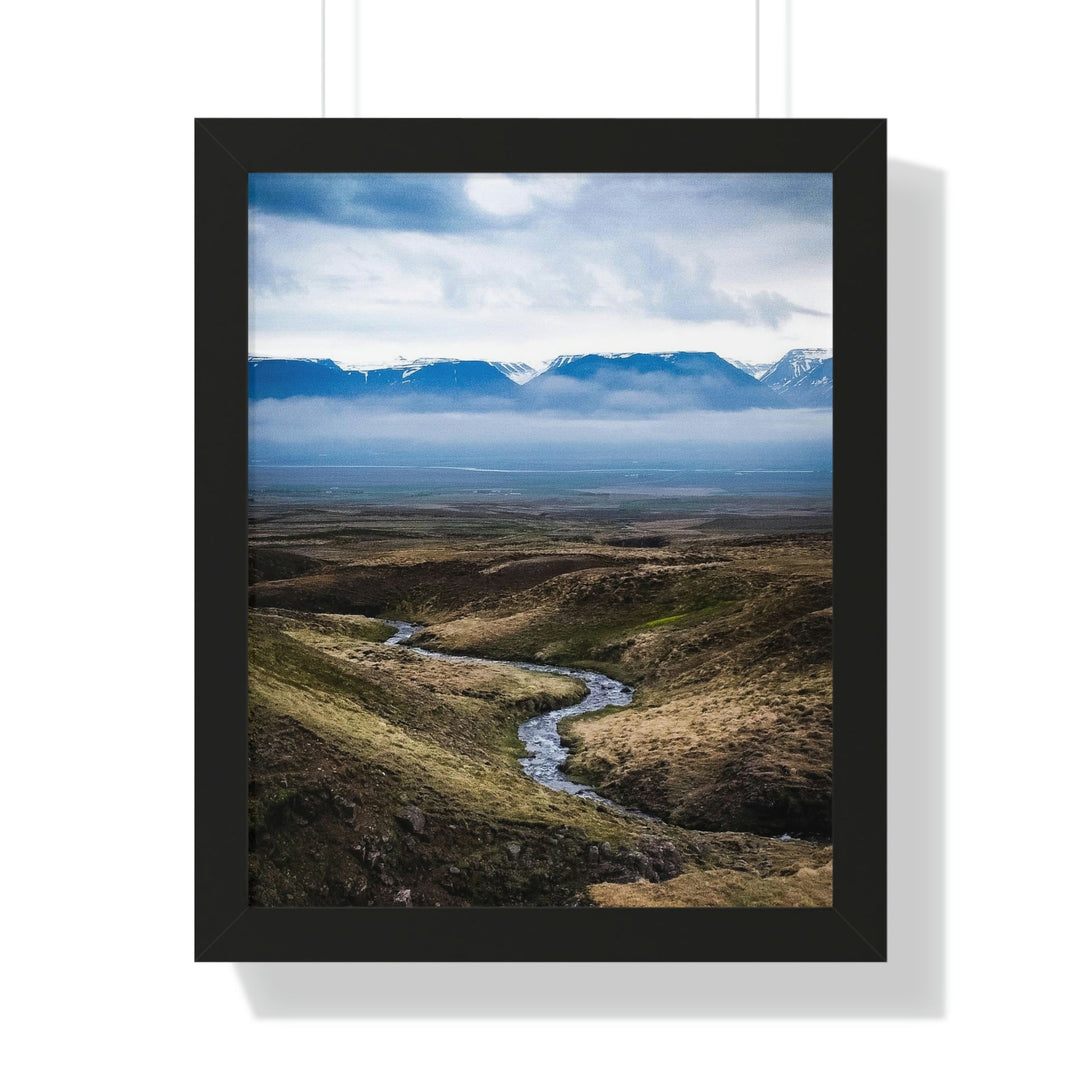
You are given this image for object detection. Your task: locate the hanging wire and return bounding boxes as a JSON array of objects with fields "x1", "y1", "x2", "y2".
[{"x1": 755, "y1": 0, "x2": 761, "y2": 118}]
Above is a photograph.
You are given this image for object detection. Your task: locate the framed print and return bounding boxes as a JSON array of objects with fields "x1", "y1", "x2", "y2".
[{"x1": 196, "y1": 119, "x2": 885, "y2": 962}]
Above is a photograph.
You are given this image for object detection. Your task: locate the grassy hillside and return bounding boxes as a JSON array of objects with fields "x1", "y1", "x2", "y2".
[
  {"x1": 398, "y1": 534, "x2": 834, "y2": 836},
  {"x1": 248, "y1": 514, "x2": 833, "y2": 905},
  {"x1": 589, "y1": 861, "x2": 832, "y2": 908},
  {"x1": 249, "y1": 608, "x2": 796, "y2": 906}
]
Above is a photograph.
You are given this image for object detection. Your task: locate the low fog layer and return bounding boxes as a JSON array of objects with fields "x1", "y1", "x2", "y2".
[
  {"x1": 249, "y1": 399, "x2": 832, "y2": 473},
  {"x1": 252, "y1": 398, "x2": 830, "y2": 446}
]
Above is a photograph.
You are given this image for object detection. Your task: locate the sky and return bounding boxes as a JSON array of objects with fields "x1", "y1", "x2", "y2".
[{"x1": 248, "y1": 172, "x2": 832, "y2": 372}]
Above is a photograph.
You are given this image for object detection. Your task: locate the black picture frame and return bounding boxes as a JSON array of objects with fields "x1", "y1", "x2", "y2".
[{"x1": 196, "y1": 118, "x2": 886, "y2": 963}]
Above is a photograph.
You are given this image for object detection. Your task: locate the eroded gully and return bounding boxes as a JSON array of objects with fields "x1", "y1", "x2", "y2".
[{"x1": 384, "y1": 621, "x2": 652, "y2": 820}]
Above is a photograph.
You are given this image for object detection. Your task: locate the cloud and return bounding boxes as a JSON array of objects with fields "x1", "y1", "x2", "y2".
[
  {"x1": 249, "y1": 173, "x2": 831, "y2": 240},
  {"x1": 703, "y1": 172, "x2": 833, "y2": 222},
  {"x1": 567, "y1": 173, "x2": 832, "y2": 234},
  {"x1": 746, "y1": 291, "x2": 828, "y2": 328},
  {"x1": 618, "y1": 243, "x2": 827, "y2": 326},
  {"x1": 619, "y1": 243, "x2": 744, "y2": 322},
  {"x1": 464, "y1": 174, "x2": 584, "y2": 217},
  {"x1": 250, "y1": 399, "x2": 833, "y2": 451},
  {"x1": 249, "y1": 173, "x2": 487, "y2": 232},
  {"x1": 248, "y1": 172, "x2": 833, "y2": 368}
]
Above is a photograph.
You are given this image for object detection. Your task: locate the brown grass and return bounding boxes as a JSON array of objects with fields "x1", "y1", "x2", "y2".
[
  {"x1": 589, "y1": 861, "x2": 832, "y2": 907},
  {"x1": 563, "y1": 676, "x2": 832, "y2": 834},
  {"x1": 247, "y1": 608, "x2": 713, "y2": 906},
  {"x1": 403, "y1": 534, "x2": 834, "y2": 835}
]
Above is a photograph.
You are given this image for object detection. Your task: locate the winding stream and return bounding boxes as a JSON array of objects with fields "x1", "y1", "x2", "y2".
[{"x1": 385, "y1": 621, "x2": 649, "y2": 817}]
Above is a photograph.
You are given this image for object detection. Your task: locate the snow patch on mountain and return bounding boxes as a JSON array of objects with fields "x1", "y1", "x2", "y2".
[
  {"x1": 249, "y1": 355, "x2": 336, "y2": 367},
  {"x1": 546, "y1": 351, "x2": 708, "y2": 370},
  {"x1": 759, "y1": 350, "x2": 833, "y2": 407},
  {"x1": 761, "y1": 348, "x2": 832, "y2": 385},
  {"x1": 364, "y1": 356, "x2": 541, "y2": 385},
  {"x1": 728, "y1": 359, "x2": 774, "y2": 380},
  {"x1": 489, "y1": 361, "x2": 543, "y2": 385}
]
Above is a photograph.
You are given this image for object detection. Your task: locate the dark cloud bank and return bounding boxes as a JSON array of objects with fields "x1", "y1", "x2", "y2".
[{"x1": 249, "y1": 172, "x2": 832, "y2": 236}]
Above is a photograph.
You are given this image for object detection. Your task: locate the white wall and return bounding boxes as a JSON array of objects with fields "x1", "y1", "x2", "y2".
[
  {"x1": 6, "y1": 2, "x2": 1076, "y2": 1077},
  {"x1": 795, "y1": 3, "x2": 1076, "y2": 1066}
]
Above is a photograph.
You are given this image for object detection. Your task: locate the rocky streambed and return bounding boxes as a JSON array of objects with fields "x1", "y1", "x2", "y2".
[{"x1": 385, "y1": 620, "x2": 651, "y2": 819}]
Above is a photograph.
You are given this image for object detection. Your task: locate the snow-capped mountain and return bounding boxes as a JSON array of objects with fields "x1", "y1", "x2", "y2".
[
  {"x1": 781, "y1": 355, "x2": 833, "y2": 407},
  {"x1": 489, "y1": 361, "x2": 542, "y2": 385},
  {"x1": 393, "y1": 358, "x2": 518, "y2": 397},
  {"x1": 760, "y1": 349, "x2": 832, "y2": 391},
  {"x1": 728, "y1": 358, "x2": 775, "y2": 379},
  {"x1": 543, "y1": 351, "x2": 644, "y2": 372},
  {"x1": 248, "y1": 356, "x2": 368, "y2": 398},
  {"x1": 248, "y1": 356, "x2": 518, "y2": 400},
  {"x1": 379, "y1": 356, "x2": 540, "y2": 385},
  {"x1": 526, "y1": 351, "x2": 789, "y2": 410},
  {"x1": 248, "y1": 350, "x2": 830, "y2": 410},
  {"x1": 759, "y1": 349, "x2": 833, "y2": 406}
]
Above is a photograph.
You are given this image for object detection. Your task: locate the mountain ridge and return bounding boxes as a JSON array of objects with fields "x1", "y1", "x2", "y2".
[
  {"x1": 248, "y1": 350, "x2": 832, "y2": 410},
  {"x1": 523, "y1": 351, "x2": 788, "y2": 412},
  {"x1": 759, "y1": 349, "x2": 833, "y2": 407}
]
